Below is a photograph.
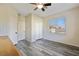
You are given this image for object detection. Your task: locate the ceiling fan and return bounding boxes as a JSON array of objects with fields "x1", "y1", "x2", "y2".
[{"x1": 30, "y1": 3, "x2": 51, "y2": 11}]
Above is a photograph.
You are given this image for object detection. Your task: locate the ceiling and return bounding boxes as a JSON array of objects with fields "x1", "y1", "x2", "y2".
[{"x1": 9, "y1": 3, "x2": 79, "y2": 17}]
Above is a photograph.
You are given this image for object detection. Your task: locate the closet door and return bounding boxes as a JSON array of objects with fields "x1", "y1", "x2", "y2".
[
  {"x1": 35, "y1": 20, "x2": 43, "y2": 39},
  {"x1": 32, "y1": 15, "x2": 43, "y2": 42},
  {"x1": 17, "y1": 15, "x2": 25, "y2": 41}
]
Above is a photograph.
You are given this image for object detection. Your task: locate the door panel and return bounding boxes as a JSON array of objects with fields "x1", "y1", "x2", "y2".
[{"x1": 17, "y1": 15, "x2": 25, "y2": 41}]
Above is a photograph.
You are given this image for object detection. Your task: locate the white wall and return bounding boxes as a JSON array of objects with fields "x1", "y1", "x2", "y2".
[
  {"x1": 0, "y1": 5, "x2": 9, "y2": 36},
  {"x1": 43, "y1": 7, "x2": 79, "y2": 47},
  {"x1": 8, "y1": 6, "x2": 18, "y2": 44},
  {"x1": 0, "y1": 4, "x2": 18, "y2": 44}
]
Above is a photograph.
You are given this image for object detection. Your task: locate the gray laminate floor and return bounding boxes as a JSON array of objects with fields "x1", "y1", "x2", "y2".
[{"x1": 16, "y1": 39, "x2": 79, "y2": 56}]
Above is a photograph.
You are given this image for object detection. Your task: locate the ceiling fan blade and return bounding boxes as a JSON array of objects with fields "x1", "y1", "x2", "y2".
[
  {"x1": 44, "y1": 3, "x2": 51, "y2": 6},
  {"x1": 41, "y1": 8, "x2": 45, "y2": 11},
  {"x1": 34, "y1": 7, "x2": 38, "y2": 10},
  {"x1": 30, "y1": 3, "x2": 37, "y2": 5}
]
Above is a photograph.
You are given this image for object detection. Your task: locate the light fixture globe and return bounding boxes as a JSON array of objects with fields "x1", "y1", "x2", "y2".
[{"x1": 37, "y1": 4, "x2": 43, "y2": 9}]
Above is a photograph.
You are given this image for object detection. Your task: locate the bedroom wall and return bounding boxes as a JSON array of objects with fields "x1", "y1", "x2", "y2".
[
  {"x1": 0, "y1": 5, "x2": 9, "y2": 36},
  {"x1": 43, "y1": 7, "x2": 79, "y2": 47},
  {"x1": 7, "y1": 5, "x2": 18, "y2": 44},
  {"x1": 0, "y1": 4, "x2": 19, "y2": 44}
]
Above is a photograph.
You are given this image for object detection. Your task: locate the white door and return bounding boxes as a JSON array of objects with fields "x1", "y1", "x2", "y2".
[
  {"x1": 35, "y1": 22, "x2": 43, "y2": 39},
  {"x1": 17, "y1": 15, "x2": 25, "y2": 41},
  {"x1": 9, "y1": 15, "x2": 18, "y2": 44},
  {"x1": 32, "y1": 16, "x2": 43, "y2": 42}
]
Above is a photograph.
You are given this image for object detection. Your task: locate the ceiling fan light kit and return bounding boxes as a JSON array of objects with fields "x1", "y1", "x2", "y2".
[{"x1": 37, "y1": 4, "x2": 43, "y2": 9}]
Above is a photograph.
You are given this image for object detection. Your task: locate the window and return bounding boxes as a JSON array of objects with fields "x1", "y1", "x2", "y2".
[{"x1": 48, "y1": 17, "x2": 66, "y2": 34}]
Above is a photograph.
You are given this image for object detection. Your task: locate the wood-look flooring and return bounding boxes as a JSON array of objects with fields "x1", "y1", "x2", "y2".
[
  {"x1": 16, "y1": 39, "x2": 79, "y2": 56},
  {"x1": 0, "y1": 36, "x2": 20, "y2": 56}
]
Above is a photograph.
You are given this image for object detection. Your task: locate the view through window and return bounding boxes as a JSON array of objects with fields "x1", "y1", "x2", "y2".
[{"x1": 48, "y1": 17, "x2": 66, "y2": 34}]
